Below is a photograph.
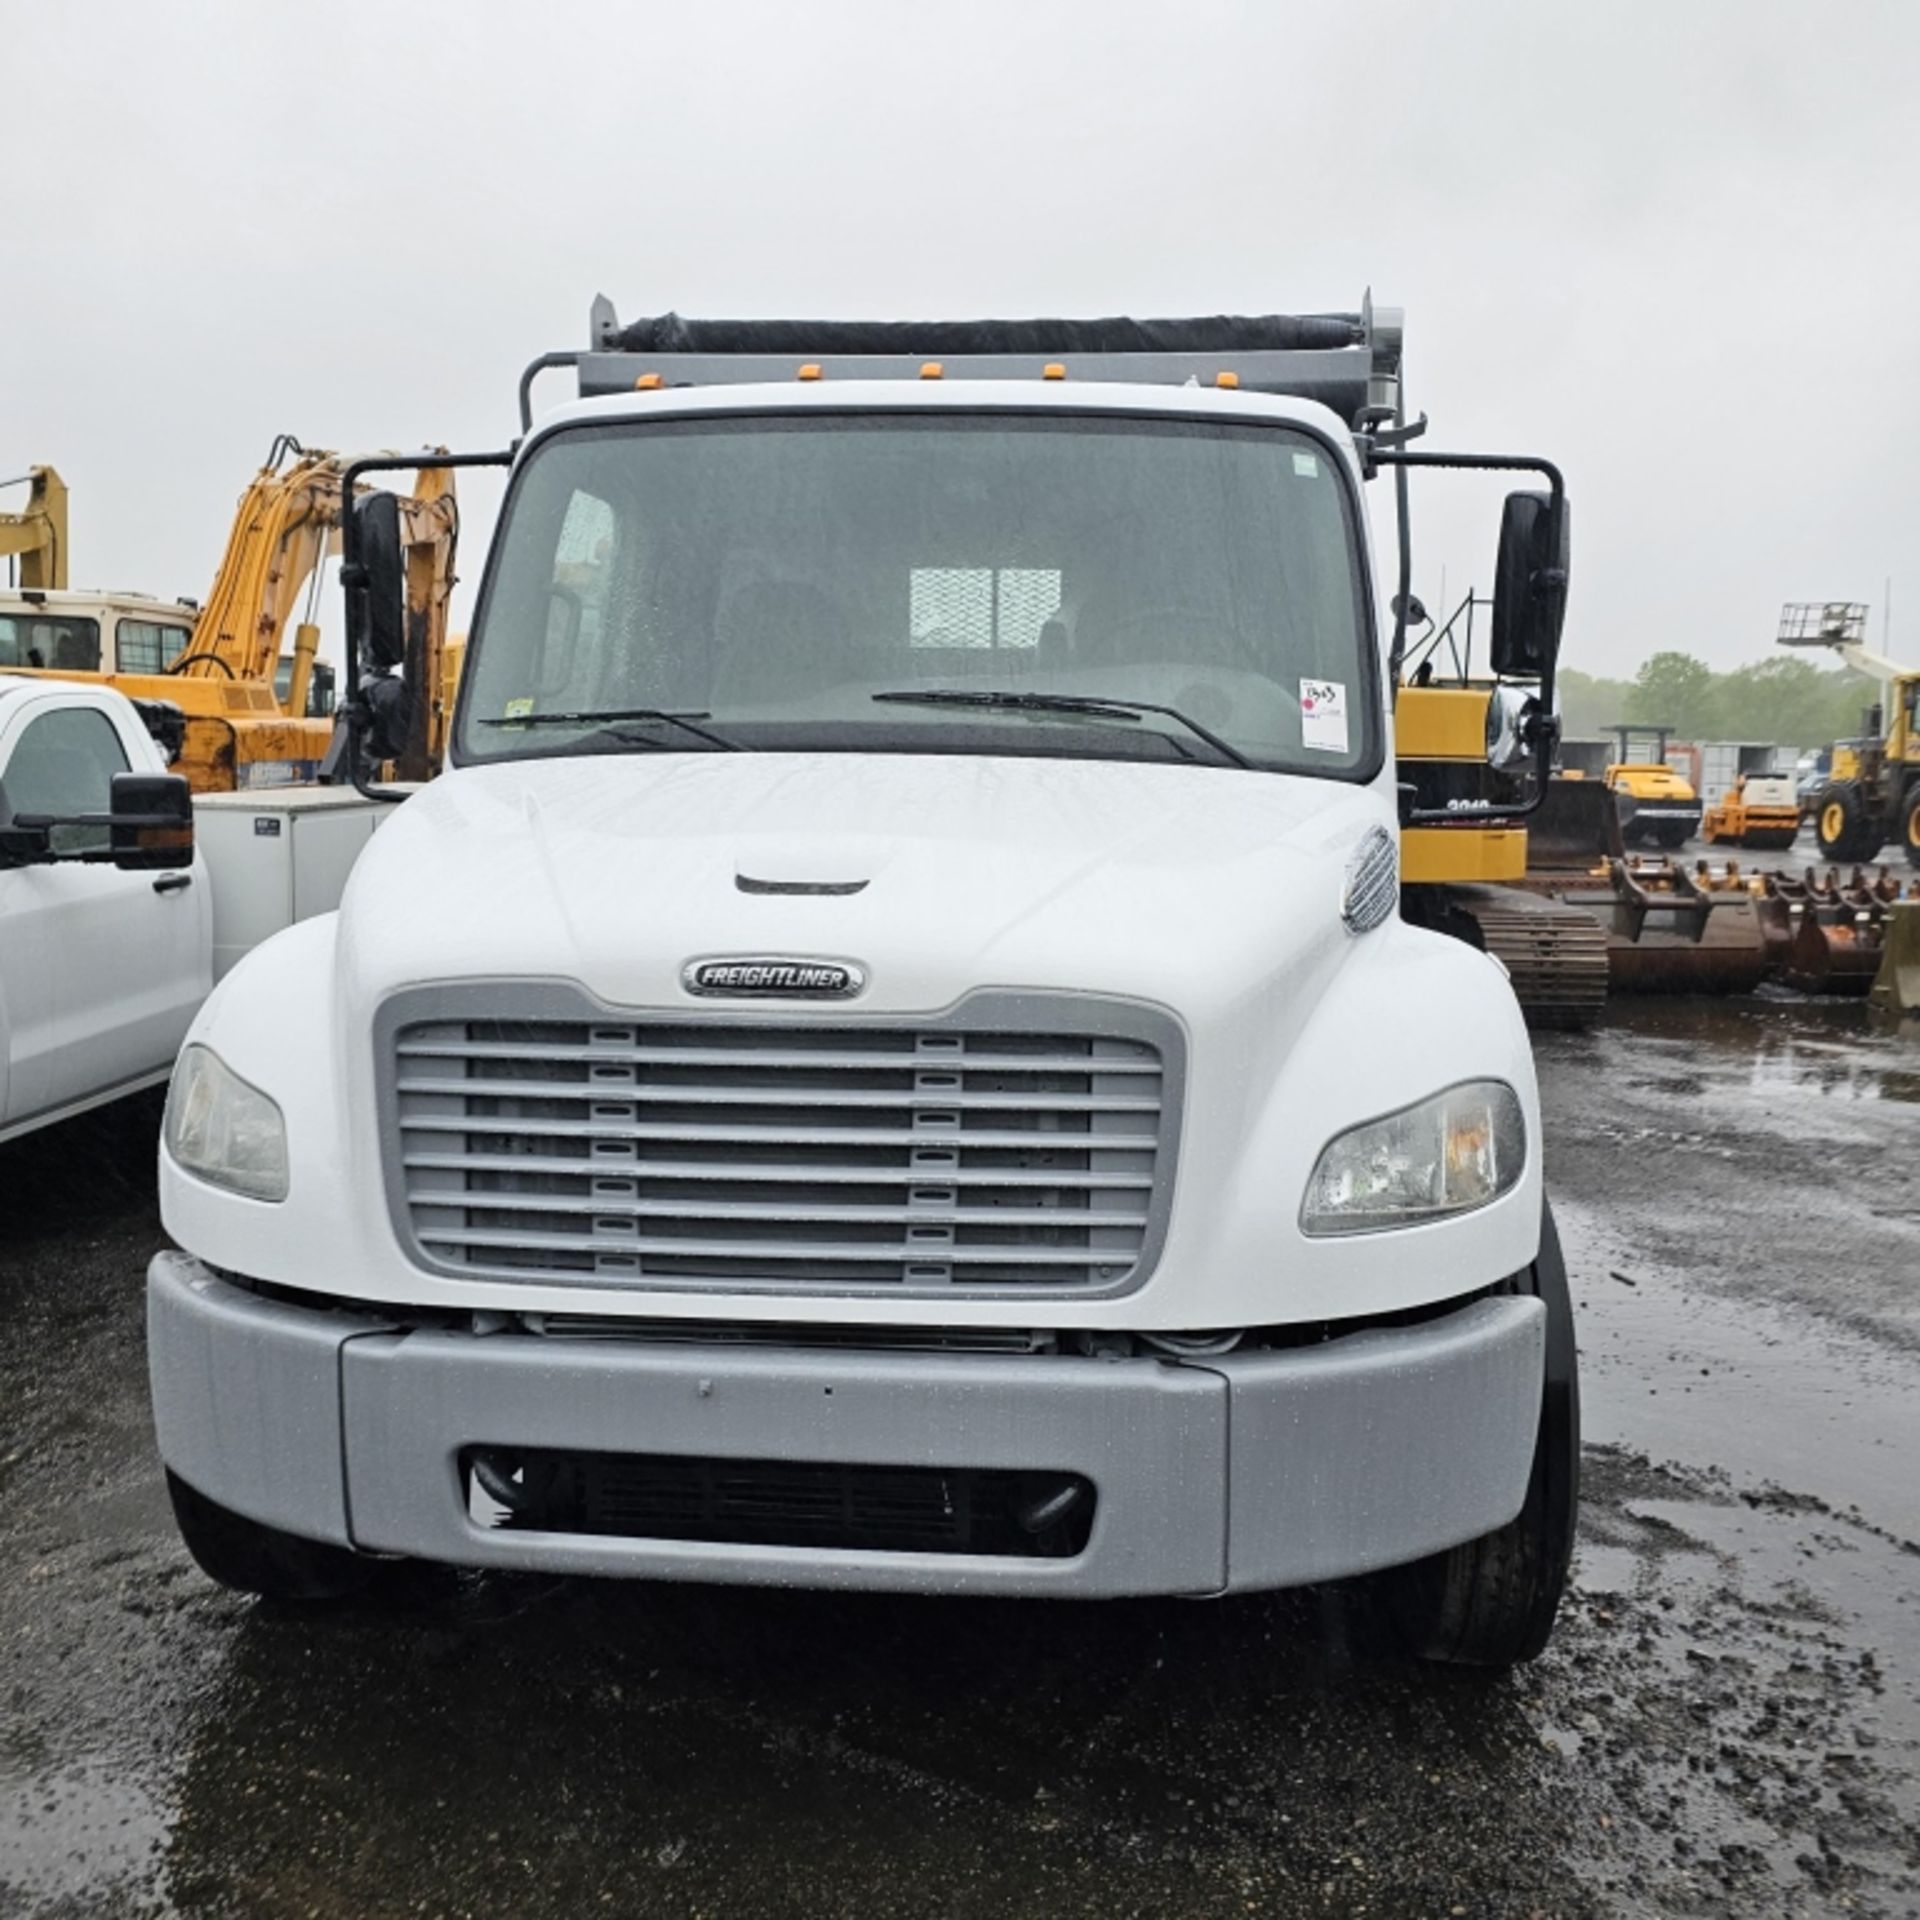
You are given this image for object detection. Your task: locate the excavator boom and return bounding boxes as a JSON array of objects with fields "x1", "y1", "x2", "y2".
[
  {"x1": 0, "y1": 467, "x2": 68, "y2": 590},
  {"x1": 0, "y1": 443, "x2": 459, "y2": 792}
]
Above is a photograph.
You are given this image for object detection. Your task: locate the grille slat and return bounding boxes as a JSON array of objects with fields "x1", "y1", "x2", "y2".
[
  {"x1": 407, "y1": 1192, "x2": 1147, "y2": 1229},
  {"x1": 403, "y1": 1151, "x2": 1154, "y2": 1190},
  {"x1": 397, "y1": 1116, "x2": 1155, "y2": 1151},
  {"x1": 417, "y1": 1227, "x2": 1135, "y2": 1264},
  {"x1": 399, "y1": 1039, "x2": 1162, "y2": 1076},
  {"x1": 390, "y1": 1010, "x2": 1169, "y2": 1294},
  {"x1": 394, "y1": 1075, "x2": 1161, "y2": 1114}
]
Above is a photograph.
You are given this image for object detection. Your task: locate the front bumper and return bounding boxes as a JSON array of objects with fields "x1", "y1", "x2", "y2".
[{"x1": 148, "y1": 1252, "x2": 1545, "y2": 1598}]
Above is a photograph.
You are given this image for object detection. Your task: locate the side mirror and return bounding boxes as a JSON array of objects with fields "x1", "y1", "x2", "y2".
[
  {"x1": 1485, "y1": 684, "x2": 1541, "y2": 770},
  {"x1": 1490, "y1": 490, "x2": 1570, "y2": 679},
  {"x1": 345, "y1": 490, "x2": 407, "y2": 675},
  {"x1": 106, "y1": 771, "x2": 195, "y2": 870},
  {"x1": 307, "y1": 660, "x2": 338, "y2": 718},
  {"x1": 0, "y1": 771, "x2": 192, "y2": 870}
]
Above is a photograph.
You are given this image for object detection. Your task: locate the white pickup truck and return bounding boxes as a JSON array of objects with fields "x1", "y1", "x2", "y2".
[
  {"x1": 0, "y1": 678, "x2": 207, "y2": 1142},
  {"x1": 146, "y1": 304, "x2": 1581, "y2": 1668},
  {"x1": 1, "y1": 678, "x2": 392, "y2": 1144}
]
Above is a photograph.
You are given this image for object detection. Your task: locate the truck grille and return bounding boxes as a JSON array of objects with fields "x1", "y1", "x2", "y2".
[{"x1": 388, "y1": 1002, "x2": 1174, "y2": 1295}]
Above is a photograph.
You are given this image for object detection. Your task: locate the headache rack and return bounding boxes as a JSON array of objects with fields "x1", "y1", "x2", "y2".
[{"x1": 518, "y1": 294, "x2": 1405, "y2": 433}]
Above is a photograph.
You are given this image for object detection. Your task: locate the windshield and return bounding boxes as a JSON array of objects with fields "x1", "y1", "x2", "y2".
[{"x1": 458, "y1": 414, "x2": 1375, "y2": 775}]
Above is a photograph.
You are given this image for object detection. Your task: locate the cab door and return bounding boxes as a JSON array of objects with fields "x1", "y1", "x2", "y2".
[{"x1": 0, "y1": 695, "x2": 209, "y2": 1132}]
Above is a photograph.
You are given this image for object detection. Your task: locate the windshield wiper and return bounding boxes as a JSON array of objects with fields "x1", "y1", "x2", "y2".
[
  {"x1": 870, "y1": 688, "x2": 1252, "y2": 770},
  {"x1": 477, "y1": 708, "x2": 742, "y2": 751}
]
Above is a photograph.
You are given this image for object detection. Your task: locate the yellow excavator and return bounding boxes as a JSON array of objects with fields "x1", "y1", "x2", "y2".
[
  {"x1": 0, "y1": 440, "x2": 461, "y2": 790},
  {"x1": 1392, "y1": 589, "x2": 1612, "y2": 1027}
]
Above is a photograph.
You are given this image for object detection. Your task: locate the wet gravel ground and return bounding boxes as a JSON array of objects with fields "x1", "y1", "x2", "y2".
[{"x1": 3, "y1": 1000, "x2": 1918, "y2": 1919}]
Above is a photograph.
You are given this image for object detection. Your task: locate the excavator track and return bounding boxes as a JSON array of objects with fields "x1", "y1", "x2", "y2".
[{"x1": 1451, "y1": 886, "x2": 1611, "y2": 1029}]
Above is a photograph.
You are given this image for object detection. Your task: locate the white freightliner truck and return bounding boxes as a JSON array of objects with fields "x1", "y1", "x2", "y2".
[{"x1": 146, "y1": 303, "x2": 1581, "y2": 1667}]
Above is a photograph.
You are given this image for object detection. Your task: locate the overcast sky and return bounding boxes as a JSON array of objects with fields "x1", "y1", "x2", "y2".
[{"x1": 9, "y1": 0, "x2": 1918, "y2": 678}]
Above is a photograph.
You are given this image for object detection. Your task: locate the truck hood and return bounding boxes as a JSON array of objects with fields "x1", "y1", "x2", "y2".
[{"x1": 335, "y1": 753, "x2": 1392, "y2": 1023}]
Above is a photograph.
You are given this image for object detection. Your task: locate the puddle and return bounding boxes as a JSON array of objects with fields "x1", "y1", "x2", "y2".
[
  {"x1": 1570, "y1": 1231, "x2": 1920, "y2": 1541},
  {"x1": 1582, "y1": 995, "x2": 1920, "y2": 1105},
  {"x1": 0, "y1": 1758, "x2": 171, "y2": 1911}
]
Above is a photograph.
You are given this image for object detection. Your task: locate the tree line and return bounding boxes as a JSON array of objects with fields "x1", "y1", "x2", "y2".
[{"x1": 1558, "y1": 651, "x2": 1882, "y2": 751}]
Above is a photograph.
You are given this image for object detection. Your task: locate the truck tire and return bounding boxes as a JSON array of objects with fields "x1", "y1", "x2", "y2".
[
  {"x1": 1652, "y1": 820, "x2": 1693, "y2": 850},
  {"x1": 1815, "y1": 783, "x2": 1882, "y2": 862},
  {"x1": 1382, "y1": 1201, "x2": 1579, "y2": 1669},
  {"x1": 166, "y1": 1470, "x2": 377, "y2": 1603},
  {"x1": 1902, "y1": 786, "x2": 1920, "y2": 869}
]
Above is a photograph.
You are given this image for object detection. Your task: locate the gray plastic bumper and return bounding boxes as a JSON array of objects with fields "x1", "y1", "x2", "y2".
[{"x1": 147, "y1": 1251, "x2": 1546, "y2": 1598}]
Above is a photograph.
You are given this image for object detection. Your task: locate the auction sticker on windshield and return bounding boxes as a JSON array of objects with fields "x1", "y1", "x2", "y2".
[{"x1": 1300, "y1": 679, "x2": 1348, "y2": 753}]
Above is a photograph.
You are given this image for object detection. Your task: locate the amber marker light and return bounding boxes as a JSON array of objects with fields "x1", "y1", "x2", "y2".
[
  {"x1": 1042, "y1": 362, "x2": 1067, "y2": 380},
  {"x1": 919, "y1": 362, "x2": 944, "y2": 379},
  {"x1": 797, "y1": 363, "x2": 823, "y2": 381},
  {"x1": 1214, "y1": 370, "x2": 1240, "y2": 389},
  {"x1": 634, "y1": 372, "x2": 665, "y2": 390}
]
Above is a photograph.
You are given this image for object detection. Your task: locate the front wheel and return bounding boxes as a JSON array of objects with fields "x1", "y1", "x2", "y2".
[
  {"x1": 1381, "y1": 1202, "x2": 1580, "y2": 1669},
  {"x1": 1816, "y1": 783, "x2": 1883, "y2": 862},
  {"x1": 167, "y1": 1470, "x2": 378, "y2": 1603}
]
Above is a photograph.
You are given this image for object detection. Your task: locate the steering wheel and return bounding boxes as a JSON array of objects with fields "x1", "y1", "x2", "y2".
[{"x1": 1095, "y1": 602, "x2": 1251, "y2": 669}]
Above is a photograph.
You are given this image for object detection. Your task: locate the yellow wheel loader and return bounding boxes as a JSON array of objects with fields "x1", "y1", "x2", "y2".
[{"x1": 1777, "y1": 602, "x2": 1920, "y2": 866}]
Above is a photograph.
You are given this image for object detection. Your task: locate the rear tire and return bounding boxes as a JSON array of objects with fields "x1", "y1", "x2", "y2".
[
  {"x1": 1902, "y1": 786, "x2": 1920, "y2": 869},
  {"x1": 1382, "y1": 1202, "x2": 1579, "y2": 1669},
  {"x1": 1816, "y1": 783, "x2": 1883, "y2": 862},
  {"x1": 167, "y1": 1470, "x2": 377, "y2": 1603},
  {"x1": 1653, "y1": 820, "x2": 1693, "y2": 850}
]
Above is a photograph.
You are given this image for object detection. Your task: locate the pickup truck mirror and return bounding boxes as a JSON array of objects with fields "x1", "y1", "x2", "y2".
[
  {"x1": 0, "y1": 771, "x2": 194, "y2": 872},
  {"x1": 1489, "y1": 490, "x2": 1570, "y2": 680},
  {"x1": 344, "y1": 490, "x2": 407, "y2": 675},
  {"x1": 106, "y1": 772, "x2": 195, "y2": 869}
]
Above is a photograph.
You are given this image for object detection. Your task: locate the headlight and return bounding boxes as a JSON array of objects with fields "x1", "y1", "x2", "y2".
[
  {"x1": 1302, "y1": 1079, "x2": 1524, "y2": 1236},
  {"x1": 164, "y1": 1045, "x2": 289, "y2": 1202}
]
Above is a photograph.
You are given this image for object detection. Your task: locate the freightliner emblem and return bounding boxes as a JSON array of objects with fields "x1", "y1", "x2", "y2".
[{"x1": 682, "y1": 956, "x2": 868, "y2": 999}]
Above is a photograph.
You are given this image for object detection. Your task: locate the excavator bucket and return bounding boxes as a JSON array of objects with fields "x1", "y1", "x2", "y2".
[
  {"x1": 1763, "y1": 867, "x2": 1909, "y2": 996},
  {"x1": 1557, "y1": 857, "x2": 1772, "y2": 995},
  {"x1": 1870, "y1": 901, "x2": 1920, "y2": 1016},
  {"x1": 1525, "y1": 775, "x2": 1623, "y2": 875}
]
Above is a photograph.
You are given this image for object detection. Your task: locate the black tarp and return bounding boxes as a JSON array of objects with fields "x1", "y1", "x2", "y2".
[{"x1": 604, "y1": 312, "x2": 1366, "y2": 356}]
